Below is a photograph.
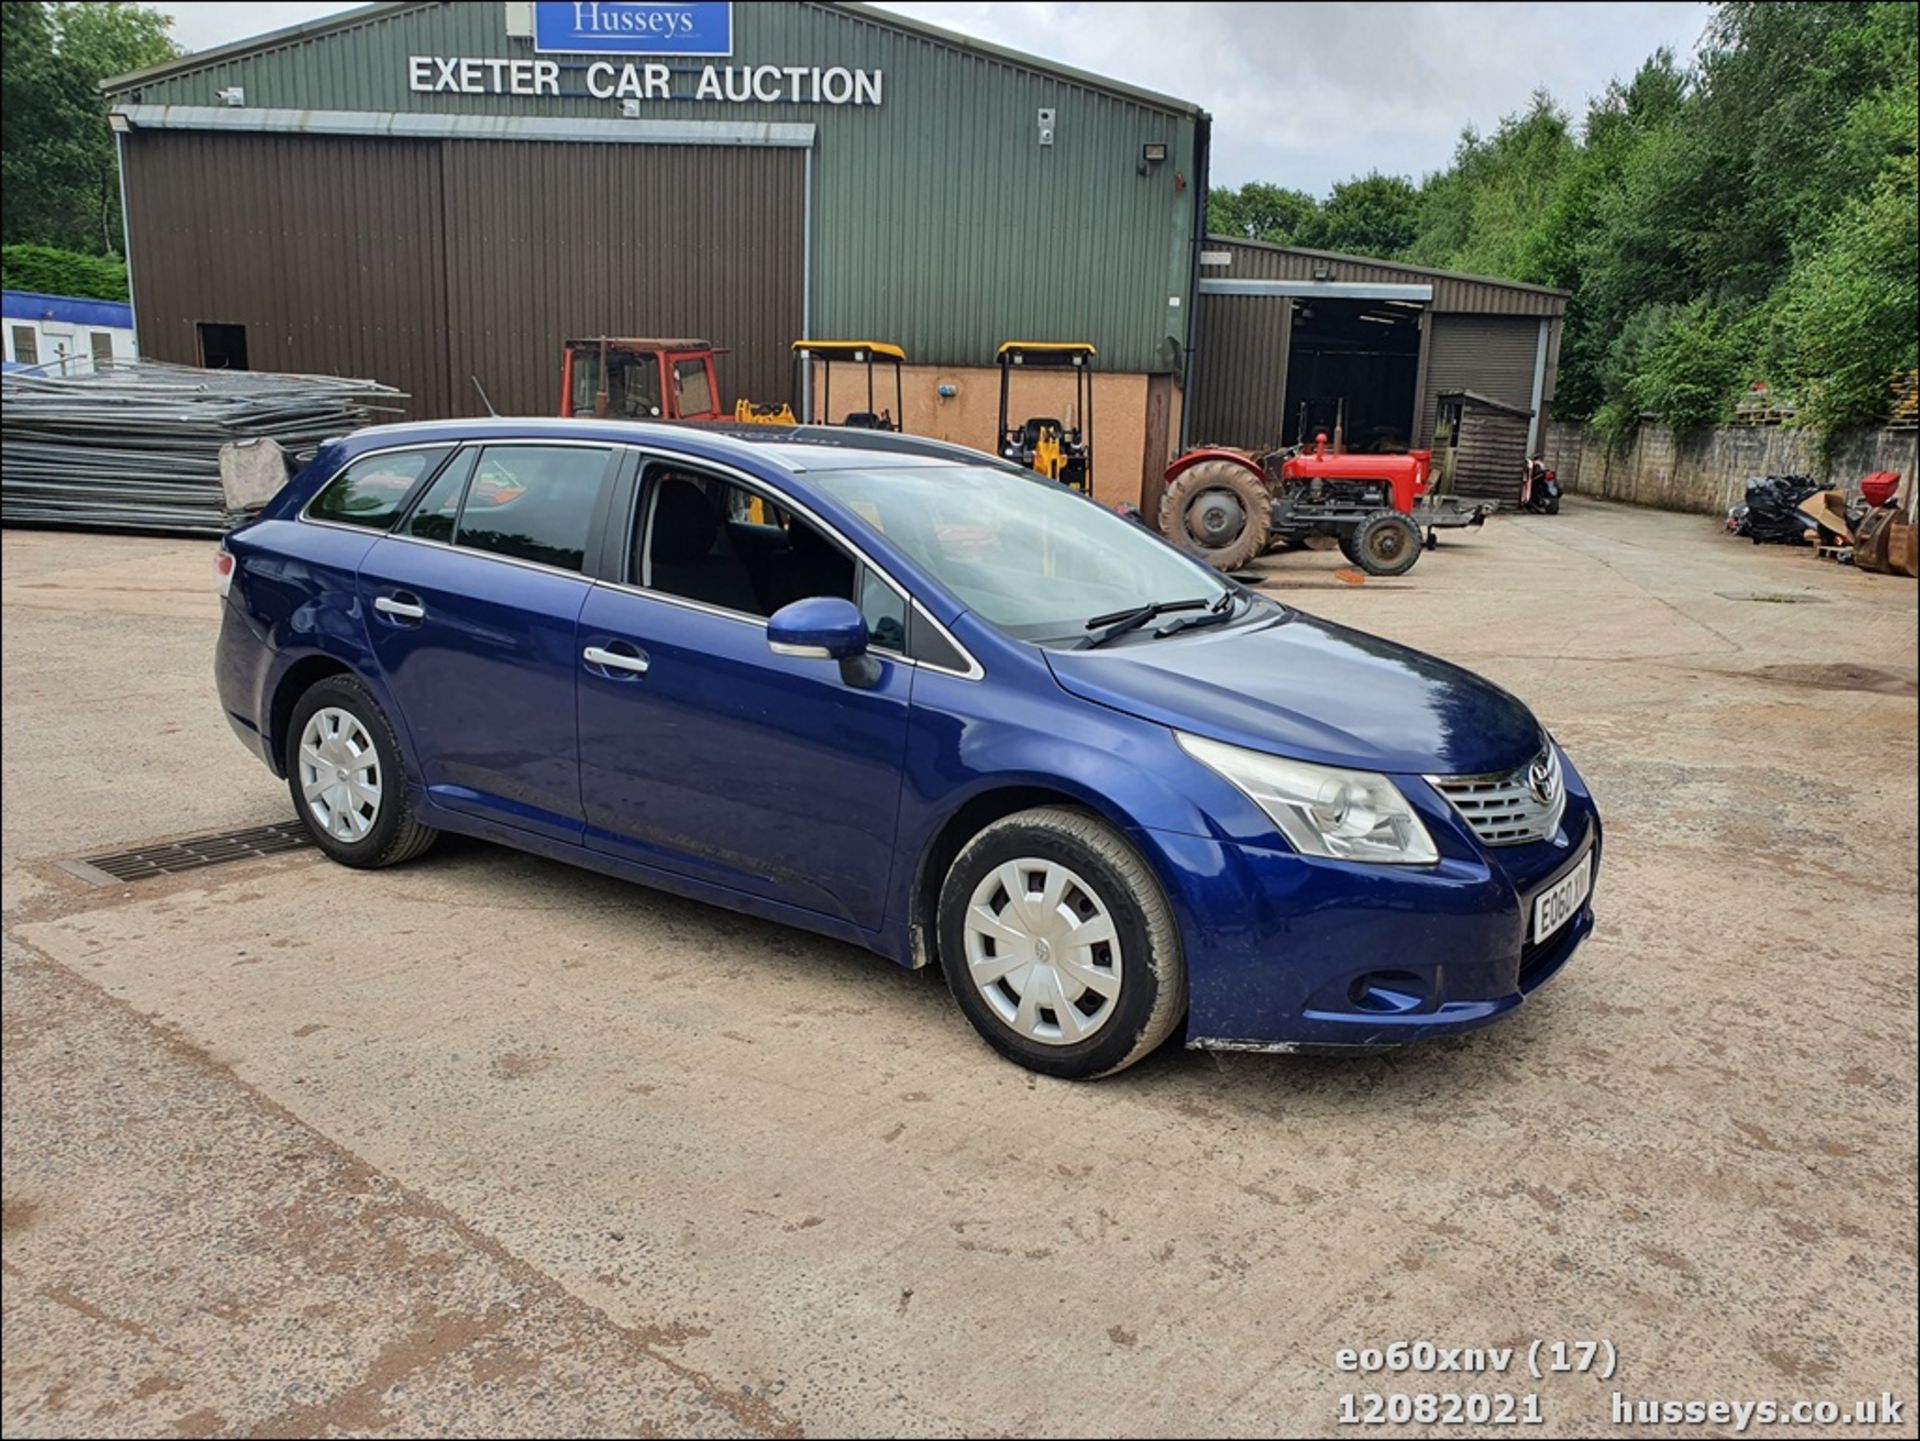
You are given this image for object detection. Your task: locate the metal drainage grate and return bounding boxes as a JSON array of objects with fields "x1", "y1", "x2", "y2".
[{"x1": 65, "y1": 821, "x2": 315, "y2": 885}]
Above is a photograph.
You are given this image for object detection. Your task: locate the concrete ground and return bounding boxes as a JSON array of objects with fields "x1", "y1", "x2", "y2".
[{"x1": 2, "y1": 498, "x2": 1915, "y2": 1439}]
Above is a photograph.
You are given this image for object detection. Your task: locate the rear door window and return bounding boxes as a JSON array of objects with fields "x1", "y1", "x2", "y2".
[
  {"x1": 451, "y1": 445, "x2": 612, "y2": 573},
  {"x1": 308, "y1": 447, "x2": 450, "y2": 530}
]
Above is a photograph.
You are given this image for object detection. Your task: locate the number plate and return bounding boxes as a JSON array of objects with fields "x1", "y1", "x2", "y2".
[{"x1": 1531, "y1": 850, "x2": 1592, "y2": 944}]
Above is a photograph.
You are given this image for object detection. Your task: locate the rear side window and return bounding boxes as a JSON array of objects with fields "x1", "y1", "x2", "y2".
[
  {"x1": 401, "y1": 450, "x2": 477, "y2": 542},
  {"x1": 308, "y1": 447, "x2": 449, "y2": 530},
  {"x1": 452, "y1": 445, "x2": 610, "y2": 572}
]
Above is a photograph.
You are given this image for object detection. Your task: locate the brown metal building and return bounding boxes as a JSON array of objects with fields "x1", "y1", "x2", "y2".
[{"x1": 1188, "y1": 238, "x2": 1569, "y2": 480}]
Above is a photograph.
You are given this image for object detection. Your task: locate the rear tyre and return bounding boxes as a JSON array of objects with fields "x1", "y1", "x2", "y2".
[
  {"x1": 938, "y1": 807, "x2": 1185, "y2": 1080},
  {"x1": 1349, "y1": 512, "x2": 1422, "y2": 577},
  {"x1": 1543, "y1": 494, "x2": 1562, "y2": 515},
  {"x1": 285, "y1": 675, "x2": 438, "y2": 869},
  {"x1": 1158, "y1": 460, "x2": 1271, "y2": 571},
  {"x1": 1336, "y1": 530, "x2": 1364, "y2": 566}
]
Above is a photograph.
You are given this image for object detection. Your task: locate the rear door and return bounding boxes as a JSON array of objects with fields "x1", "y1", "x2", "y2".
[
  {"x1": 357, "y1": 440, "x2": 618, "y2": 843},
  {"x1": 575, "y1": 460, "x2": 913, "y2": 929}
]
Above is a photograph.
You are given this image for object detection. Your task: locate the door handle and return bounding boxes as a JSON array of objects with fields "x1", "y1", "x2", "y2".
[
  {"x1": 584, "y1": 644, "x2": 649, "y2": 675},
  {"x1": 374, "y1": 594, "x2": 426, "y2": 620}
]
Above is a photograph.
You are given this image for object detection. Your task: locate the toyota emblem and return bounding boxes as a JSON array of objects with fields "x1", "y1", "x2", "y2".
[{"x1": 1528, "y1": 757, "x2": 1558, "y2": 806}]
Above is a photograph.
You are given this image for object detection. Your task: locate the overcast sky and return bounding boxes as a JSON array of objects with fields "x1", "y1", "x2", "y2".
[{"x1": 150, "y1": 1, "x2": 1715, "y2": 192}]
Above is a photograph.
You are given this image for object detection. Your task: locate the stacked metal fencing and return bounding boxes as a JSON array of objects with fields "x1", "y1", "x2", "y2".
[{"x1": 1, "y1": 361, "x2": 405, "y2": 536}]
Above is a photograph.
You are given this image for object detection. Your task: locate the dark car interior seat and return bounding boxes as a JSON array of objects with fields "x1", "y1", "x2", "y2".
[
  {"x1": 760, "y1": 512, "x2": 855, "y2": 614},
  {"x1": 646, "y1": 477, "x2": 761, "y2": 615}
]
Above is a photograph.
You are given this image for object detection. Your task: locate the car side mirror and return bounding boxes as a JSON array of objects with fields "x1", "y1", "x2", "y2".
[{"x1": 767, "y1": 597, "x2": 881, "y2": 688}]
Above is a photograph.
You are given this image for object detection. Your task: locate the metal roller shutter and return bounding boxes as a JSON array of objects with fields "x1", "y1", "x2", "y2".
[{"x1": 1419, "y1": 315, "x2": 1541, "y2": 445}]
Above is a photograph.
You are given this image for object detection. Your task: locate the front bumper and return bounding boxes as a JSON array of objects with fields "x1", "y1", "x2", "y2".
[{"x1": 1142, "y1": 770, "x2": 1601, "y2": 1052}]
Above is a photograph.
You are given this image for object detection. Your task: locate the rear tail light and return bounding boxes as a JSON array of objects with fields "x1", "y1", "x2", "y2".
[{"x1": 215, "y1": 548, "x2": 235, "y2": 598}]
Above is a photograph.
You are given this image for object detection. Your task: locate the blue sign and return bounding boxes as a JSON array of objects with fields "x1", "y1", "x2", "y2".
[{"x1": 534, "y1": 2, "x2": 733, "y2": 56}]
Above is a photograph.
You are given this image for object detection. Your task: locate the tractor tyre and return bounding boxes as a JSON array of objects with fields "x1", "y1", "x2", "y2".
[
  {"x1": 1349, "y1": 512, "x2": 1423, "y2": 577},
  {"x1": 1336, "y1": 530, "x2": 1364, "y2": 566},
  {"x1": 1158, "y1": 461, "x2": 1272, "y2": 572}
]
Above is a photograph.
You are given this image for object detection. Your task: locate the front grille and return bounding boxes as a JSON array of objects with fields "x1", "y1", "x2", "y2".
[
  {"x1": 74, "y1": 821, "x2": 314, "y2": 882},
  {"x1": 1429, "y1": 746, "x2": 1566, "y2": 847}
]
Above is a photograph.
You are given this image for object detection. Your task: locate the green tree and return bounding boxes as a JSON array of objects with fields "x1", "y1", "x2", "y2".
[
  {"x1": 1628, "y1": 300, "x2": 1754, "y2": 430},
  {"x1": 1765, "y1": 153, "x2": 1920, "y2": 431},
  {"x1": 1207, "y1": 182, "x2": 1319, "y2": 246},
  {"x1": 1303, "y1": 172, "x2": 1420, "y2": 257},
  {"x1": 0, "y1": 2, "x2": 181, "y2": 256}
]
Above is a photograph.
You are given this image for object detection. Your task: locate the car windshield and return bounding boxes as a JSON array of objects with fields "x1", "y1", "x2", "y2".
[{"x1": 808, "y1": 465, "x2": 1234, "y2": 643}]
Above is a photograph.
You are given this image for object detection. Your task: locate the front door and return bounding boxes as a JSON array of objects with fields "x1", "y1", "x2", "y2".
[
  {"x1": 357, "y1": 441, "x2": 616, "y2": 843},
  {"x1": 576, "y1": 462, "x2": 912, "y2": 929}
]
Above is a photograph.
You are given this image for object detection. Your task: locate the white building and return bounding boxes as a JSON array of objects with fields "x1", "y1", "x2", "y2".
[{"x1": 3, "y1": 290, "x2": 138, "y2": 376}]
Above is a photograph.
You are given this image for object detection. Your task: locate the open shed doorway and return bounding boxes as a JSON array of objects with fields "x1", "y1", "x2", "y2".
[{"x1": 1280, "y1": 298, "x2": 1422, "y2": 451}]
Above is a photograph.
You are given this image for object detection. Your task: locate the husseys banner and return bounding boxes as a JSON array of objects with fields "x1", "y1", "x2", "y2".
[{"x1": 534, "y1": 1, "x2": 734, "y2": 56}]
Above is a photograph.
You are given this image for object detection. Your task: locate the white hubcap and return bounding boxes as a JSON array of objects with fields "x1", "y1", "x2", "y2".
[
  {"x1": 298, "y1": 707, "x2": 381, "y2": 843},
  {"x1": 964, "y1": 858, "x2": 1122, "y2": 1046}
]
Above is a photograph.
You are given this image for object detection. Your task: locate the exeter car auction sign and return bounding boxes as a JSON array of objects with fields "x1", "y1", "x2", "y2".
[
  {"x1": 534, "y1": 1, "x2": 734, "y2": 57},
  {"x1": 407, "y1": 1, "x2": 884, "y2": 106},
  {"x1": 407, "y1": 55, "x2": 883, "y2": 105}
]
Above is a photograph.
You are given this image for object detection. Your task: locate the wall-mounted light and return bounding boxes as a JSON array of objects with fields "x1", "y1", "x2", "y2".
[
  {"x1": 620, "y1": 98, "x2": 642, "y2": 118},
  {"x1": 107, "y1": 110, "x2": 131, "y2": 133},
  {"x1": 216, "y1": 85, "x2": 246, "y2": 107},
  {"x1": 1138, "y1": 140, "x2": 1168, "y2": 176}
]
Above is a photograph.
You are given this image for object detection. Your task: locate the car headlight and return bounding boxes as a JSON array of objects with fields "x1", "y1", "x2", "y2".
[{"x1": 1177, "y1": 732, "x2": 1439, "y2": 865}]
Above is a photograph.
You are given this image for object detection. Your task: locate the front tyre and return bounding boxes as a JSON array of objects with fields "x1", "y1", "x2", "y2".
[
  {"x1": 285, "y1": 675, "x2": 438, "y2": 869},
  {"x1": 1349, "y1": 511, "x2": 1422, "y2": 576},
  {"x1": 938, "y1": 807, "x2": 1185, "y2": 1079}
]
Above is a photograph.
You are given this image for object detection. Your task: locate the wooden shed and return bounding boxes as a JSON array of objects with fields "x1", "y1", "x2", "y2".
[{"x1": 1434, "y1": 390, "x2": 1534, "y2": 506}]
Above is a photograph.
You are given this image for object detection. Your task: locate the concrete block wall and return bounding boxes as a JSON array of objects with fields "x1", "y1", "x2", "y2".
[{"x1": 1544, "y1": 422, "x2": 1919, "y2": 517}]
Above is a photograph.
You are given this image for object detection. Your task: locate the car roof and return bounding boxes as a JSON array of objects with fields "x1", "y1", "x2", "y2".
[{"x1": 337, "y1": 416, "x2": 1029, "y2": 476}]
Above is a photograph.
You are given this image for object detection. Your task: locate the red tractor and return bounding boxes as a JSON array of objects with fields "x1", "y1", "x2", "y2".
[
  {"x1": 559, "y1": 337, "x2": 728, "y2": 421},
  {"x1": 1157, "y1": 434, "x2": 1493, "y2": 576}
]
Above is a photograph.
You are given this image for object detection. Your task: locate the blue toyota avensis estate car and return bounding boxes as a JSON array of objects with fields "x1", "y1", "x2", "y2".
[{"x1": 216, "y1": 418, "x2": 1599, "y2": 1079}]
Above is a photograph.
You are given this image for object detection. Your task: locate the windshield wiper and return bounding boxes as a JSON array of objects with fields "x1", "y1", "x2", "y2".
[
  {"x1": 1081, "y1": 597, "x2": 1208, "y2": 649},
  {"x1": 1153, "y1": 589, "x2": 1244, "y2": 638}
]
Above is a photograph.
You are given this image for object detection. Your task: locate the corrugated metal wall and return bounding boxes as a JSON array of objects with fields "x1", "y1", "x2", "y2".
[
  {"x1": 123, "y1": 130, "x2": 453, "y2": 414},
  {"x1": 121, "y1": 129, "x2": 802, "y2": 417},
  {"x1": 439, "y1": 140, "x2": 802, "y2": 412},
  {"x1": 108, "y1": 1, "x2": 1201, "y2": 375},
  {"x1": 1420, "y1": 316, "x2": 1541, "y2": 445},
  {"x1": 1189, "y1": 293, "x2": 1288, "y2": 447}
]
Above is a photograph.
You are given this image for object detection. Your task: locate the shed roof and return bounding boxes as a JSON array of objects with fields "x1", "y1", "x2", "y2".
[
  {"x1": 1437, "y1": 389, "x2": 1535, "y2": 417},
  {"x1": 1204, "y1": 236, "x2": 1569, "y2": 317},
  {"x1": 104, "y1": 1, "x2": 1207, "y2": 118}
]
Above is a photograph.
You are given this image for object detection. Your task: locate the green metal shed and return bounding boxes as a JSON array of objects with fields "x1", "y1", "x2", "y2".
[{"x1": 103, "y1": 1, "x2": 1209, "y2": 429}]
